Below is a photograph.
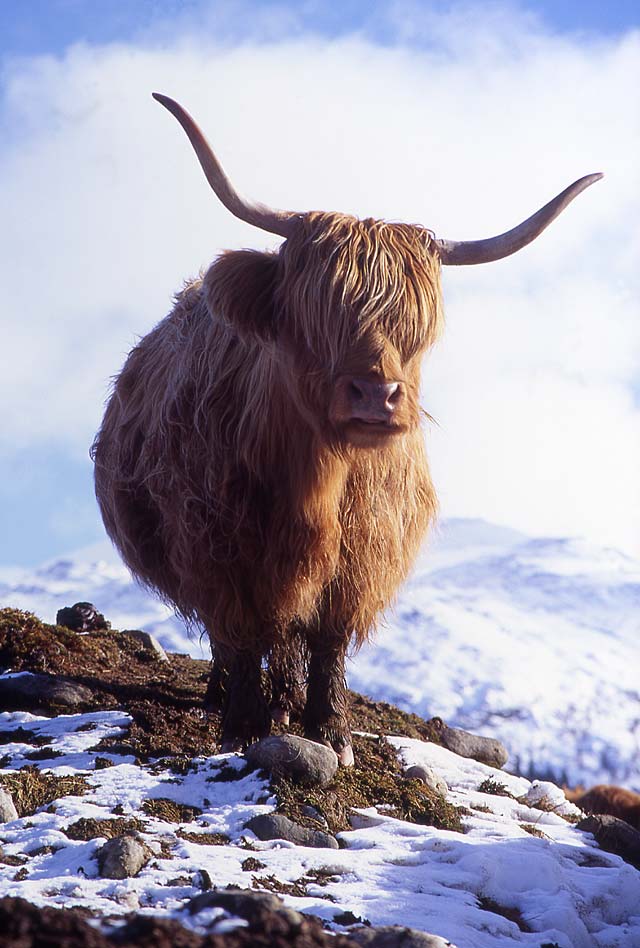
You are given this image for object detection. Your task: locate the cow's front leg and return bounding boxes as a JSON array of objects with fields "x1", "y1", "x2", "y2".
[
  {"x1": 268, "y1": 625, "x2": 308, "y2": 725},
  {"x1": 302, "y1": 634, "x2": 353, "y2": 766},
  {"x1": 212, "y1": 647, "x2": 271, "y2": 752}
]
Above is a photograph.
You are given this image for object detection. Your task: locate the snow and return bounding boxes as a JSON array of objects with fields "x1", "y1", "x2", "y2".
[
  {"x1": 0, "y1": 710, "x2": 639, "y2": 946},
  {"x1": 1, "y1": 520, "x2": 640, "y2": 944},
  {"x1": 2, "y1": 518, "x2": 638, "y2": 789}
]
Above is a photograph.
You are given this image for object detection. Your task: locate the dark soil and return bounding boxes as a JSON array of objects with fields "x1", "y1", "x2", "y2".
[{"x1": 0, "y1": 896, "x2": 361, "y2": 948}]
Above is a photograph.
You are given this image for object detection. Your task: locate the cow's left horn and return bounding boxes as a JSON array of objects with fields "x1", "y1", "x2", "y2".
[
  {"x1": 435, "y1": 173, "x2": 603, "y2": 266},
  {"x1": 152, "y1": 93, "x2": 300, "y2": 239}
]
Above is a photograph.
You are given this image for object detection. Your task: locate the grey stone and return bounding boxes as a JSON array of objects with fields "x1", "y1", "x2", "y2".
[
  {"x1": 578, "y1": 814, "x2": 640, "y2": 870},
  {"x1": 245, "y1": 813, "x2": 339, "y2": 849},
  {"x1": 0, "y1": 788, "x2": 18, "y2": 823},
  {"x1": 0, "y1": 673, "x2": 93, "y2": 711},
  {"x1": 187, "y1": 887, "x2": 283, "y2": 920},
  {"x1": 439, "y1": 725, "x2": 508, "y2": 768},
  {"x1": 245, "y1": 734, "x2": 338, "y2": 788},
  {"x1": 350, "y1": 926, "x2": 456, "y2": 947},
  {"x1": 97, "y1": 833, "x2": 153, "y2": 879},
  {"x1": 56, "y1": 602, "x2": 110, "y2": 632},
  {"x1": 404, "y1": 765, "x2": 448, "y2": 796},
  {"x1": 121, "y1": 629, "x2": 169, "y2": 662}
]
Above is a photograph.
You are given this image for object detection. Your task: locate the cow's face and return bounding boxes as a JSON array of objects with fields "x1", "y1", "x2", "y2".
[
  {"x1": 203, "y1": 213, "x2": 444, "y2": 450},
  {"x1": 276, "y1": 213, "x2": 444, "y2": 448}
]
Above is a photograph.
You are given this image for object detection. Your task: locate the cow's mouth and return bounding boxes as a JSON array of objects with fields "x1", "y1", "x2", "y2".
[{"x1": 344, "y1": 419, "x2": 407, "y2": 443}]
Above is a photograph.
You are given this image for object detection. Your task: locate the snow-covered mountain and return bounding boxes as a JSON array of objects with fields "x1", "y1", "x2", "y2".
[{"x1": 2, "y1": 519, "x2": 639, "y2": 790}]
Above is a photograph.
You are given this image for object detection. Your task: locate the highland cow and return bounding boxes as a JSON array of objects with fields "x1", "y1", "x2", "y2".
[{"x1": 92, "y1": 94, "x2": 602, "y2": 764}]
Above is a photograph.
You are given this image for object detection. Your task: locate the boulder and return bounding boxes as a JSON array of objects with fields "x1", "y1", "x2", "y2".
[
  {"x1": 244, "y1": 813, "x2": 339, "y2": 849},
  {"x1": 351, "y1": 925, "x2": 455, "y2": 947},
  {"x1": 245, "y1": 734, "x2": 338, "y2": 787},
  {"x1": 437, "y1": 722, "x2": 508, "y2": 768},
  {"x1": 0, "y1": 673, "x2": 93, "y2": 711},
  {"x1": 0, "y1": 789, "x2": 18, "y2": 823},
  {"x1": 578, "y1": 814, "x2": 640, "y2": 870},
  {"x1": 404, "y1": 765, "x2": 448, "y2": 796},
  {"x1": 56, "y1": 602, "x2": 110, "y2": 632},
  {"x1": 96, "y1": 833, "x2": 153, "y2": 879}
]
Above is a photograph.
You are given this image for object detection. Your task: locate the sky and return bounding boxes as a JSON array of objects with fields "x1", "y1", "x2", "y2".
[{"x1": 1, "y1": 0, "x2": 639, "y2": 566}]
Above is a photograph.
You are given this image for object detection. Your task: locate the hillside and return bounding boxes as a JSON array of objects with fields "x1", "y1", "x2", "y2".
[
  {"x1": 0, "y1": 608, "x2": 639, "y2": 947},
  {"x1": 3, "y1": 519, "x2": 639, "y2": 789}
]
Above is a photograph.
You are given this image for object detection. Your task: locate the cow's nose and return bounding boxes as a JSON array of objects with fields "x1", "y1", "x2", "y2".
[{"x1": 349, "y1": 378, "x2": 403, "y2": 421}]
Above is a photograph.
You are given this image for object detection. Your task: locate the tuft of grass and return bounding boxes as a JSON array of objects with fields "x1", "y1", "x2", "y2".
[
  {"x1": 0, "y1": 766, "x2": 90, "y2": 818},
  {"x1": 273, "y1": 735, "x2": 462, "y2": 835},
  {"x1": 521, "y1": 823, "x2": 547, "y2": 839},
  {"x1": 142, "y1": 797, "x2": 202, "y2": 823},
  {"x1": 478, "y1": 778, "x2": 513, "y2": 798}
]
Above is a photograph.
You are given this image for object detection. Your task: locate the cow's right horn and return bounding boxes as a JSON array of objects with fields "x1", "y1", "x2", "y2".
[{"x1": 153, "y1": 93, "x2": 300, "y2": 240}]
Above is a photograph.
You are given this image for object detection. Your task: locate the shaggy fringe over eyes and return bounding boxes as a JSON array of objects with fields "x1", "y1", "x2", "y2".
[{"x1": 278, "y1": 213, "x2": 445, "y2": 370}]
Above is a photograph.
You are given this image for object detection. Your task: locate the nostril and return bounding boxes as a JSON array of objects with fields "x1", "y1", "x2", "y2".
[
  {"x1": 349, "y1": 381, "x2": 364, "y2": 401},
  {"x1": 386, "y1": 383, "x2": 401, "y2": 405}
]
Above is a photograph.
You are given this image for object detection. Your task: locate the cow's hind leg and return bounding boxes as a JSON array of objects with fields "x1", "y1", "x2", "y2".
[
  {"x1": 302, "y1": 633, "x2": 353, "y2": 766},
  {"x1": 212, "y1": 647, "x2": 271, "y2": 752}
]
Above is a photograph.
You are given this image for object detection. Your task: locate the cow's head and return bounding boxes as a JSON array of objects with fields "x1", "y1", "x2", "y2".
[{"x1": 154, "y1": 93, "x2": 602, "y2": 449}]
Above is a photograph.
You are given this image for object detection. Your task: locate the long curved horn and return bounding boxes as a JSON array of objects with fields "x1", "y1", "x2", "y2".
[
  {"x1": 152, "y1": 93, "x2": 300, "y2": 239},
  {"x1": 435, "y1": 173, "x2": 603, "y2": 266}
]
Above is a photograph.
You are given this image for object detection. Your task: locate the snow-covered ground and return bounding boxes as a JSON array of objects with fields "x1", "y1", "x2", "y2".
[
  {"x1": 0, "y1": 705, "x2": 639, "y2": 947},
  {"x1": 2, "y1": 518, "x2": 639, "y2": 789}
]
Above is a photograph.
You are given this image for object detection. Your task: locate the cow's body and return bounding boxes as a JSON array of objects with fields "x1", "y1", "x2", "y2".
[{"x1": 93, "y1": 94, "x2": 602, "y2": 762}]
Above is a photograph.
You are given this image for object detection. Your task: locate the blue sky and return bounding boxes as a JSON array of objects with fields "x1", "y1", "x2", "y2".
[
  {"x1": 1, "y1": 1, "x2": 638, "y2": 566},
  {"x1": 1, "y1": 0, "x2": 639, "y2": 59}
]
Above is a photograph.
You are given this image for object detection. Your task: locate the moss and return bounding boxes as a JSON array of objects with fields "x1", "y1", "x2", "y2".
[
  {"x1": 93, "y1": 757, "x2": 114, "y2": 771},
  {"x1": 176, "y1": 830, "x2": 230, "y2": 845},
  {"x1": 0, "y1": 767, "x2": 90, "y2": 818},
  {"x1": 241, "y1": 857, "x2": 266, "y2": 872},
  {"x1": 142, "y1": 798, "x2": 202, "y2": 823},
  {"x1": 250, "y1": 874, "x2": 308, "y2": 898},
  {"x1": 64, "y1": 817, "x2": 146, "y2": 841},
  {"x1": 273, "y1": 735, "x2": 462, "y2": 835}
]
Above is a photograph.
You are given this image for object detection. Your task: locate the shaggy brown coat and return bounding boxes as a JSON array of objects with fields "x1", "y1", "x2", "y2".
[{"x1": 92, "y1": 212, "x2": 443, "y2": 754}]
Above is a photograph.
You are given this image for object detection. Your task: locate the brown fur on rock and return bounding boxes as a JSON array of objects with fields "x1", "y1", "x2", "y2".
[{"x1": 567, "y1": 785, "x2": 640, "y2": 830}]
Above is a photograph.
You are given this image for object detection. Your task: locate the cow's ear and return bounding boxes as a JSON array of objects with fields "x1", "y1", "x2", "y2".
[{"x1": 203, "y1": 249, "x2": 279, "y2": 339}]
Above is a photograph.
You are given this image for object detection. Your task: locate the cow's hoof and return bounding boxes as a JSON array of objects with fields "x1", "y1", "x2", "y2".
[
  {"x1": 337, "y1": 744, "x2": 354, "y2": 767},
  {"x1": 220, "y1": 739, "x2": 243, "y2": 753}
]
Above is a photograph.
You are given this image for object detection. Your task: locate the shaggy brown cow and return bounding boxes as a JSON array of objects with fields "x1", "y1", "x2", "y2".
[{"x1": 92, "y1": 94, "x2": 602, "y2": 764}]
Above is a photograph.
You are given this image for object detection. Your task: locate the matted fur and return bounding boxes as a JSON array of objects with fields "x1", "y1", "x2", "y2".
[{"x1": 92, "y1": 212, "x2": 443, "y2": 746}]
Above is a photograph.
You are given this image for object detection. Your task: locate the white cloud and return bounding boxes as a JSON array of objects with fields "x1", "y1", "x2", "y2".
[{"x1": 1, "y1": 7, "x2": 638, "y2": 554}]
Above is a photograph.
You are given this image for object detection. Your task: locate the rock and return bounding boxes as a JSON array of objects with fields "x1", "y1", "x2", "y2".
[
  {"x1": 0, "y1": 673, "x2": 93, "y2": 711},
  {"x1": 121, "y1": 630, "x2": 168, "y2": 662},
  {"x1": 437, "y1": 722, "x2": 508, "y2": 768},
  {"x1": 0, "y1": 789, "x2": 18, "y2": 823},
  {"x1": 578, "y1": 814, "x2": 640, "y2": 870},
  {"x1": 404, "y1": 765, "x2": 448, "y2": 796},
  {"x1": 56, "y1": 602, "x2": 110, "y2": 632},
  {"x1": 245, "y1": 734, "x2": 338, "y2": 787},
  {"x1": 96, "y1": 833, "x2": 153, "y2": 879},
  {"x1": 244, "y1": 813, "x2": 339, "y2": 849},
  {"x1": 350, "y1": 925, "x2": 456, "y2": 947},
  {"x1": 187, "y1": 887, "x2": 284, "y2": 920}
]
